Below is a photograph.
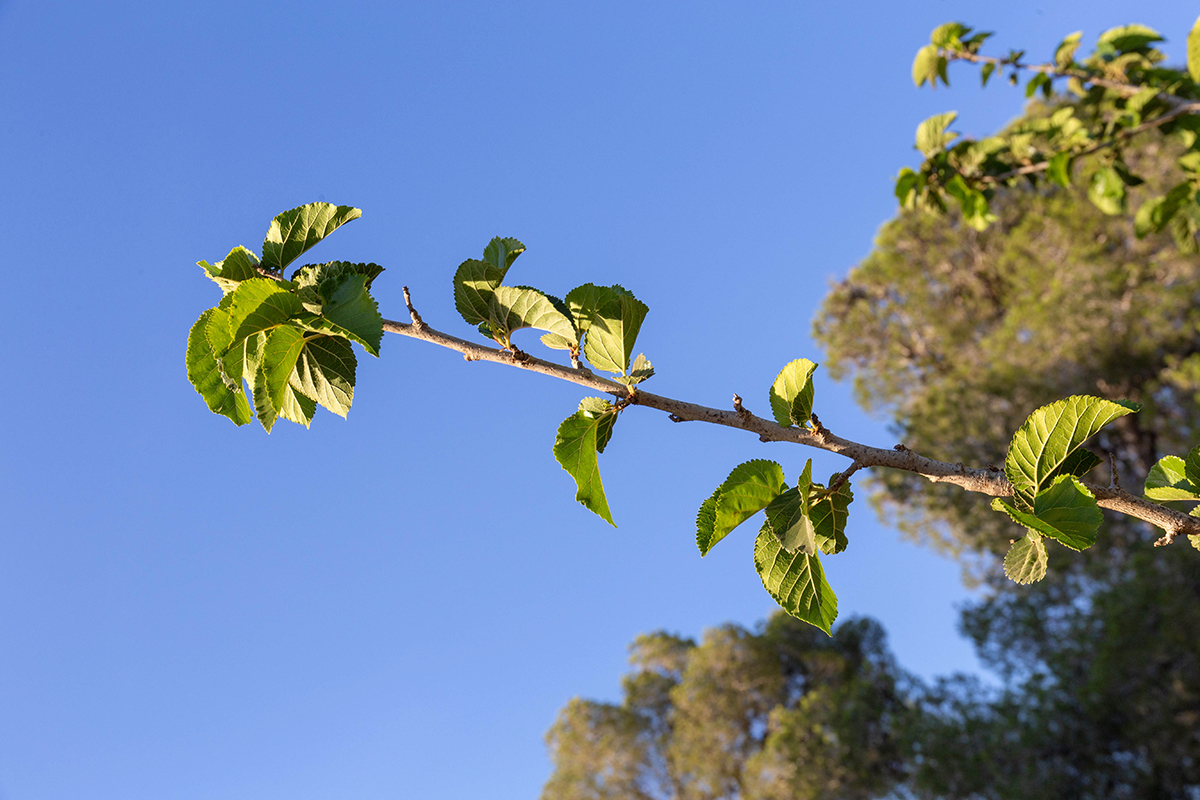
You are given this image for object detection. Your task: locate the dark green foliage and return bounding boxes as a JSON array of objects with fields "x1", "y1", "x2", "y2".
[{"x1": 541, "y1": 615, "x2": 912, "y2": 800}]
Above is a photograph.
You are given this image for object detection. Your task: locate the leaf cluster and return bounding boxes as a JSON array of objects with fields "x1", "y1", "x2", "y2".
[
  {"x1": 903, "y1": 18, "x2": 1200, "y2": 251},
  {"x1": 187, "y1": 203, "x2": 383, "y2": 432},
  {"x1": 693, "y1": 363, "x2": 853, "y2": 634}
]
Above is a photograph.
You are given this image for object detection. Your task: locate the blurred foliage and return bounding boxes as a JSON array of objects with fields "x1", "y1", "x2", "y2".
[
  {"x1": 540, "y1": 615, "x2": 911, "y2": 800},
  {"x1": 816, "y1": 119, "x2": 1200, "y2": 565}
]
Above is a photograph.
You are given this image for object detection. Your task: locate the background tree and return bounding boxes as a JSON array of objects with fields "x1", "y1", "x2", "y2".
[{"x1": 541, "y1": 614, "x2": 910, "y2": 800}]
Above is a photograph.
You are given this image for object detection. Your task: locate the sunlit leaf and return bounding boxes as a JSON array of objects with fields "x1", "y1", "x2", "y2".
[
  {"x1": 754, "y1": 521, "x2": 837, "y2": 634},
  {"x1": 261, "y1": 203, "x2": 361, "y2": 272}
]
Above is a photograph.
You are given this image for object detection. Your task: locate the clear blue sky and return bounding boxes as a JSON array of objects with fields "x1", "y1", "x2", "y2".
[{"x1": 2, "y1": 2, "x2": 1196, "y2": 798}]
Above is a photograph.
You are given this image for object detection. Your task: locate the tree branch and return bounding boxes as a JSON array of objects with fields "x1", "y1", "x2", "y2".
[{"x1": 382, "y1": 304, "x2": 1200, "y2": 545}]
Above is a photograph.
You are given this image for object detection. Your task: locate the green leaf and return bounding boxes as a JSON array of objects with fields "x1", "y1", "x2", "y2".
[
  {"x1": 930, "y1": 22, "x2": 970, "y2": 48},
  {"x1": 584, "y1": 292, "x2": 649, "y2": 375},
  {"x1": 1134, "y1": 183, "x2": 1193, "y2": 239},
  {"x1": 1051, "y1": 448, "x2": 1103, "y2": 481},
  {"x1": 186, "y1": 310, "x2": 253, "y2": 425},
  {"x1": 290, "y1": 260, "x2": 385, "y2": 292},
  {"x1": 261, "y1": 203, "x2": 361, "y2": 272},
  {"x1": 1003, "y1": 532, "x2": 1047, "y2": 584},
  {"x1": 554, "y1": 411, "x2": 615, "y2": 526},
  {"x1": 626, "y1": 353, "x2": 655, "y2": 385},
  {"x1": 293, "y1": 274, "x2": 383, "y2": 356},
  {"x1": 699, "y1": 460, "x2": 787, "y2": 556},
  {"x1": 1190, "y1": 534, "x2": 1200, "y2": 551},
  {"x1": 482, "y1": 237, "x2": 525, "y2": 272},
  {"x1": 1144, "y1": 455, "x2": 1200, "y2": 500},
  {"x1": 764, "y1": 487, "x2": 816, "y2": 554},
  {"x1": 810, "y1": 472, "x2": 853, "y2": 555},
  {"x1": 1005, "y1": 395, "x2": 1140, "y2": 508},
  {"x1": 253, "y1": 327, "x2": 356, "y2": 431},
  {"x1": 198, "y1": 246, "x2": 261, "y2": 294},
  {"x1": 225, "y1": 278, "x2": 303, "y2": 344},
  {"x1": 1088, "y1": 167, "x2": 1127, "y2": 215},
  {"x1": 290, "y1": 334, "x2": 356, "y2": 418},
  {"x1": 488, "y1": 286, "x2": 577, "y2": 348},
  {"x1": 991, "y1": 476, "x2": 1102, "y2": 551},
  {"x1": 769, "y1": 359, "x2": 818, "y2": 427},
  {"x1": 1097, "y1": 24, "x2": 1163, "y2": 53},
  {"x1": 754, "y1": 522, "x2": 838, "y2": 634},
  {"x1": 696, "y1": 489, "x2": 720, "y2": 555},
  {"x1": 1190, "y1": 15, "x2": 1200, "y2": 83},
  {"x1": 1024, "y1": 72, "x2": 1050, "y2": 99},
  {"x1": 453, "y1": 259, "x2": 504, "y2": 327},
  {"x1": 578, "y1": 397, "x2": 618, "y2": 454},
  {"x1": 1047, "y1": 152, "x2": 1074, "y2": 188},
  {"x1": 981, "y1": 62, "x2": 995, "y2": 87},
  {"x1": 1055, "y1": 31, "x2": 1082, "y2": 69},
  {"x1": 912, "y1": 44, "x2": 940, "y2": 88},
  {"x1": 1184, "y1": 446, "x2": 1200, "y2": 491},
  {"x1": 916, "y1": 112, "x2": 958, "y2": 157},
  {"x1": 895, "y1": 168, "x2": 921, "y2": 206}
]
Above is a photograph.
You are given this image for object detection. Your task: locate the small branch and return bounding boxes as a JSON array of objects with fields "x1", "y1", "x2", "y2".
[
  {"x1": 402, "y1": 286, "x2": 427, "y2": 330},
  {"x1": 827, "y1": 461, "x2": 864, "y2": 495},
  {"x1": 380, "y1": 315, "x2": 1200, "y2": 543},
  {"x1": 945, "y1": 50, "x2": 1175, "y2": 105},
  {"x1": 1108, "y1": 451, "x2": 1121, "y2": 490}
]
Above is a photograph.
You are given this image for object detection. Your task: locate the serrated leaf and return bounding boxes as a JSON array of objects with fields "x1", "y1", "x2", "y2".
[
  {"x1": 916, "y1": 112, "x2": 958, "y2": 157},
  {"x1": 482, "y1": 237, "x2": 525, "y2": 272},
  {"x1": 198, "y1": 246, "x2": 261, "y2": 294},
  {"x1": 765, "y1": 487, "x2": 817, "y2": 555},
  {"x1": 754, "y1": 522, "x2": 837, "y2": 634},
  {"x1": 699, "y1": 460, "x2": 787, "y2": 556},
  {"x1": 1005, "y1": 395, "x2": 1140, "y2": 508},
  {"x1": 225, "y1": 278, "x2": 303, "y2": 345},
  {"x1": 564, "y1": 284, "x2": 622, "y2": 335},
  {"x1": 453, "y1": 259, "x2": 504, "y2": 327},
  {"x1": 1190, "y1": 15, "x2": 1200, "y2": 83},
  {"x1": 628, "y1": 353, "x2": 655, "y2": 384},
  {"x1": 1184, "y1": 446, "x2": 1200, "y2": 490},
  {"x1": 578, "y1": 397, "x2": 618, "y2": 454},
  {"x1": 769, "y1": 359, "x2": 818, "y2": 427},
  {"x1": 991, "y1": 476, "x2": 1102, "y2": 551},
  {"x1": 294, "y1": 274, "x2": 383, "y2": 356},
  {"x1": 810, "y1": 472, "x2": 853, "y2": 555},
  {"x1": 1003, "y1": 532, "x2": 1048, "y2": 584},
  {"x1": 261, "y1": 203, "x2": 361, "y2": 272},
  {"x1": 291, "y1": 335, "x2": 356, "y2": 418},
  {"x1": 554, "y1": 411, "x2": 615, "y2": 526},
  {"x1": 255, "y1": 326, "x2": 307, "y2": 432},
  {"x1": 1055, "y1": 31, "x2": 1082, "y2": 69},
  {"x1": 186, "y1": 310, "x2": 253, "y2": 425},
  {"x1": 584, "y1": 292, "x2": 649, "y2": 375},
  {"x1": 488, "y1": 286, "x2": 577, "y2": 348},
  {"x1": 1144, "y1": 455, "x2": 1200, "y2": 500},
  {"x1": 696, "y1": 489, "x2": 721, "y2": 555},
  {"x1": 291, "y1": 260, "x2": 384, "y2": 291}
]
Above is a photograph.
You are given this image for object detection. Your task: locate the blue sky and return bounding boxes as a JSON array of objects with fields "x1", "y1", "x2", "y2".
[{"x1": 3, "y1": 2, "x2": 1197, "y2": 798}]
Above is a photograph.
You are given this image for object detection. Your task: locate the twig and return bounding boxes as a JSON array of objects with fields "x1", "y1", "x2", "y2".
[
  {"x1": 379, "y1": 315, "x2": 1200, "y2": 543},
  {"x1": 402, "y1": 286, "x2": 426, "y2": 330},
  {"x1": 1108, "y1": 451, "x2": 1121, "y2": 490}
]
